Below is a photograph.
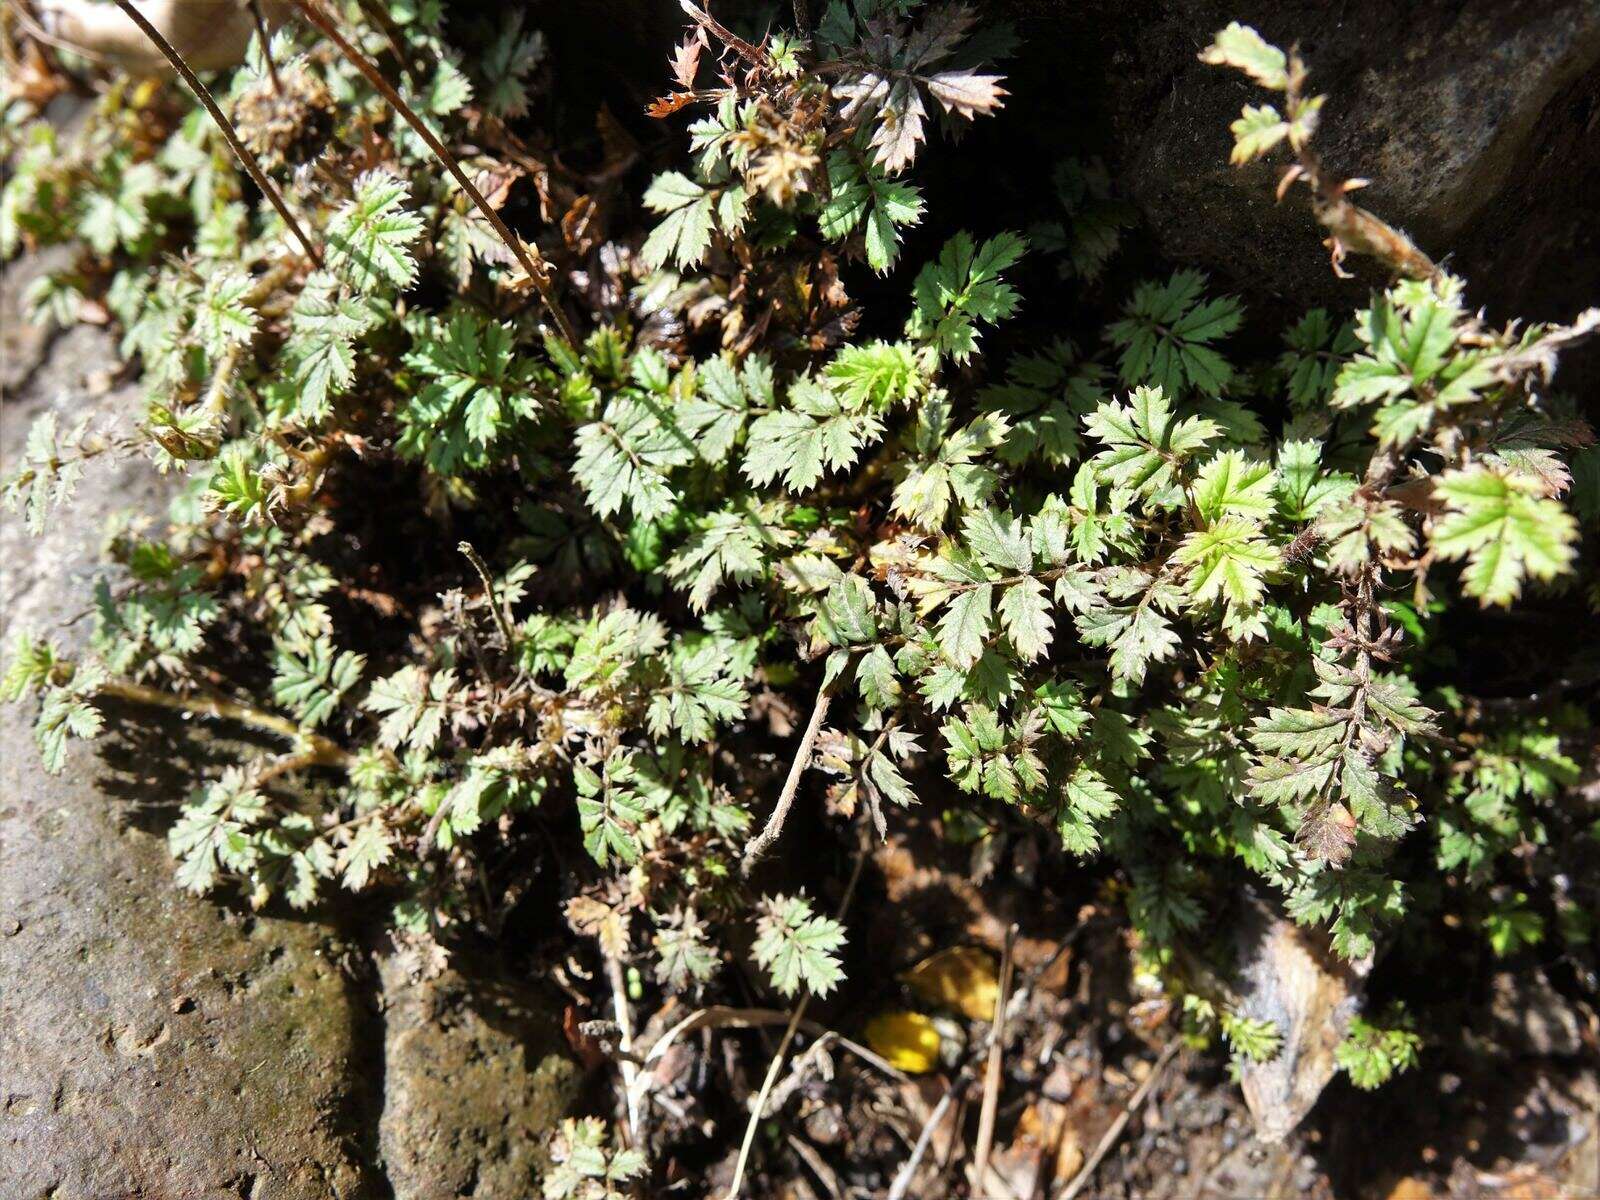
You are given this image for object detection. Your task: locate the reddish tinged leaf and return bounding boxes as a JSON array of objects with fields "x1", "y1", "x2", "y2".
[
  {"x1": 1298, "y1": 801, "x2": 1357, "y2": 864},
  {"x1": 670, "y1": 30, "x2": 706, "y2": 90},
  {"x1": 648, "y1": 92, "x2": 699, "y2": 119}
]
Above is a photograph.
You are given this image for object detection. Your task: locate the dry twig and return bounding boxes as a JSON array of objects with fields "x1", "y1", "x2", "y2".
[
  {"x1": 742, "y1": 682, "x2": 833, "y2": 873},
  {"x1": 971, "y1": 923, "x2": 1018, "y2": 1188}
]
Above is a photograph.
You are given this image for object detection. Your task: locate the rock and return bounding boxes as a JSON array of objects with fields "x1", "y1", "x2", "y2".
[
  {"x1": 1231, "y1": 895, "x2": 1372, "y2": 1143},
  {"x1": 377, "y1": 951, "x2": 581, "y2": 1199},
  {"x1": 1488, "y1": 971, "x2": 1584, "y2": 1058},
  {"x1": 0, "y1": 303, "x2": 383, "y2": 1198},
  {"x1": 1095, "y1": 0, "x2": 1600, "y2": 319}
]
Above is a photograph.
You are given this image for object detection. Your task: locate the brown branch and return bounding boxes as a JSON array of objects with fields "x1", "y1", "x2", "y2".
[
  {"x1": 97, "y1": 677, "x2": 351, "y2": 768},
  {"x1": 457, "y1": 540, "x2": 516, "y2": 649},
  {"x1": 680, "y1": 0, "x2": 768, "y2": 69},
  {"x1": 111, "y1": 0, "x2": 321, "y2": 267},
  {"x1": 741, "y1": 681, "x2": 833, "y2": 873},
  {"x1": 352, "y1": 0, "x2": 417, "y2": 82},
  {"x1": 1280, "y1": 53, "x2": 1435, "y2": 282},
  {"x1": 290, "y1": 0, "x2": 578, "y2": 349}
]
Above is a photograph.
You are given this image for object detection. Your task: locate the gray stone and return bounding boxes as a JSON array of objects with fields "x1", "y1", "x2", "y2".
[
  {"x1": 1232, "y1": 895, "x2": 1372, "y2": 1143},
  {"x1": 1098, "y1": 0, "x2": 1600, "y2": 319},
  {"x1": 0, "y1": 312, "x2": 381, "y2": 1199},
  {"x1": 377, "y1": 952, "x2": 581, "y2": 1199}
]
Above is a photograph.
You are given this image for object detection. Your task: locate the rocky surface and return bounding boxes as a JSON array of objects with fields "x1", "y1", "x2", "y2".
[
  {"x1": 378, "y1": 953, "x2": 582, "y2": 1199},
  {"x1": 1231, "y1": 896, "x2": 1371, "y2": 1143},
  {"x1": 0, "y1": 271, "x2": 578, "y2": 1197},
  {"x1": 1083, "y1": 0, "x2": 1600, "y2": 321},
  {"x1": 0, "y1": 308, "x2": 384, "y2": 1198}
]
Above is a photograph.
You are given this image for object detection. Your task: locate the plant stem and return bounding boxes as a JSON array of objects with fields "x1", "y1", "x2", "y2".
[
  {"x1": 351, "y1": 0, "x2": 417, "y2": 81},
  {"x1": 457, "y1": 540, "x2": 516, "y2": 648},
  {"x1": 290, "y1": 0, "x2": 579, "y2": 350},
  {"x1": 741, "y1": 682, "x2": 833, "y2": 873},
  {"x1": 969, "y1": 923, "x2": 1016, "y2": 1190},
  {"x1": 98, "y1": 677, "x2": 351, "y2": 768},
  {"x1": 111, "y1": 0, "x2": 322, "y2": 267},
  {"x1": 680, "y1": 1, "x2": 768, "y2": 69},
  {"x1": 245, "y1": 0, "x2": 281, "y2": 94}
]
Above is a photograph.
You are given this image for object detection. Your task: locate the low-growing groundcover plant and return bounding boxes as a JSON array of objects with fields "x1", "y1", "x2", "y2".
[{"x1": 3, "y1": 0, "x2": 1597, "y2": 1178}]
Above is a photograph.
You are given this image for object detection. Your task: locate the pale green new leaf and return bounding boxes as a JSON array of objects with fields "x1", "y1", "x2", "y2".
[
  {"x1": 753, "y1": 894, "x2": 846, "y2": 997},
  {"x1": 1199, "y1": 22, "x2": 1289, "y2": 90},
  {"x1": 1432, "y1": 467, "x2": 1579, "y2": 606}
]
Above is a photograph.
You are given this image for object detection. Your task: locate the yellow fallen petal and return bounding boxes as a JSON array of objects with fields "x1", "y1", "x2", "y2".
[
  {"x1": 903, "y1": 946, "x2": 999, "y2": 1022},
  {"x1": 864, "y1": 1010, "x2": 943, "y2": 1074}
]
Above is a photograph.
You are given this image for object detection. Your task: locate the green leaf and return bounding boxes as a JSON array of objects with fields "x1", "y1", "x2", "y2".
[
  {"x1": 641, "y1": 172, "x2": 716, "y2": 269},
  {"x1": 271, "y1": 638, "x2": 365, "y2": 728},
  {"x1": 1174, "y1": 517, "x2": 1282, "y2": 610},
  {"x1": 574, "y1": 758, "x2": 649, "y2": 868},
  {"x1": 1229, "y1": 103, "x2": 1290, "y2": 162},
  {"x1": 752, "y1": 893, "x2": 846, "y2": 997},
  {"x1": 1199, "y1": 23, "x2": 1289, "y2": 90},
  {"x1": 194, "y1": 269, "x2": 258, "y2": 356},
  {"x1": 819, "y1": 574, "x2": 879, "y2": 646},
  {"x1": 824, "y1": 340, "x2": 920, "y2": 409},
  {"x1": 819, "y1": 151, "x2": 925, "y2": 272},
  {"x1": 645, "y1": 640, "x2": 747, "y2": 743},
  {"x1": 1193, "y1": 450, "x2": 1276, "y2": 522},
  {"x1": 1084, "y1": 385, "x2": 1218, "y2": 501},
  {"x1": 744, "y1": 376, "x2": 884, "y2": 493},
  {"x1": 681, "y1": 355, "x2": 770, "y2": 464},
  {"x1": 938, "y1": 585, "x2": 992, "y2": 669},
  {"x1": 363, "y1": 666, "x2": 455, "y2": 753},
  {"x1": 574, "y1": 391, "x2": 697, "y2": 520},
  {"x1": 327, "y1": 171, "x2": 424, "y2": 293},
  {"x1": 906, "y1": 231, "x2": 1025, "y2": 362},
  {"x1": 1106, "y1": 271, "x2": 1242, "y2": 397},
  {"x1": 998, "y1": 576, "x2": 1053, "y2": 661},
  {"x1": 1432, "y1": 467, "x2": 1579, "y2": 606},
  {"x1": 340, "y1": 822, "x2": 393, "y2": 891}
]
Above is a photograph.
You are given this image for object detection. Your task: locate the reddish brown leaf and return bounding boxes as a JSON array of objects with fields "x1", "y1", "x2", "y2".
[
  {"x1": 670, "y1": 29, "x2": 706, "y2": 90},
  {"x1": 647, "y1": 92, "x2": 699, "y2": 119}
]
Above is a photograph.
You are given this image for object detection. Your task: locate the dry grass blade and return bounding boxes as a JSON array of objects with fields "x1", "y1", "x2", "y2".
[
  {"x1": 110, "y1": 0, "x2": 321, "y2": 266},
  {"x1": 971, "y1": 922, "x2": 1018, "y2": 1188},
  {"x1": 887, "y1": 1066, "x2": 970, "y2": 1200}
]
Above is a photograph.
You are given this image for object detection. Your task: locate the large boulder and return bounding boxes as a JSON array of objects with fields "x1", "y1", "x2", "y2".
[
  {"x1": 0, "y1": 304, "x2": 386, "y2": 1198},
  {"x1": 0, "y1": 262, "x2": 580, "y2": 1196},
  {"x1": 1088, "y1": 0, "x2": 1600, "y2": 320}
]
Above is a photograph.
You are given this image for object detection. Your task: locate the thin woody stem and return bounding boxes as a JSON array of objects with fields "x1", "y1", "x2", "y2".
[
  {"x1": 111, "y1": 0, "x2": 322, "y2": 267},
  {"x1": 97, "y1": 677, "x2": 352, "y2": 769},
  {"x1": 457, "y1": 540, "x2": 517, "y2": 649},
  {"x1": 741, "y1": 681, "x2": 833, "y2": 873},
  {"x1": 245, "y1": 0, "x2": 281, "y2": 94},
  {"x1": 680, "y1": 1, "x2": 768, "y2": 69},
  {"x1": 352, "y1": 0, "x2": 418, "y2": 81},
  {"x1": 290, "y1": 0, "x2": 579, "y2": 349}
]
